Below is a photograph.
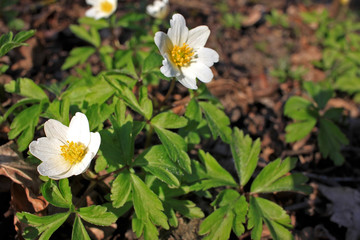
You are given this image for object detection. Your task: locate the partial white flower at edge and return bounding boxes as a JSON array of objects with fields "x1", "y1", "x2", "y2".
[
  {"x1": 85, "y1": 0, "x2": 117, "y2": 20},
  {"x1": 29, "y1": 112, "x2": 101, "y2": 180},
  {"x1": 146, "y1": 0, "x2": 169, "y2": 19},
  {"x1": 154, "y1": 13, "x2": 219, "y2": 90}
]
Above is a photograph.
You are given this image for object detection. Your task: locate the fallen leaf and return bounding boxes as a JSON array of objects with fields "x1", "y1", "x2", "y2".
[{"x1": 318, "y1": 184, "x2": 360, "y2": 240}]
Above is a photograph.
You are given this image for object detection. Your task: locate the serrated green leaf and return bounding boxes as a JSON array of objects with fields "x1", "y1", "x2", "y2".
[
  {"x1": 323, "y1": 108, "x2": 343, "y2": 122},
  {"x1": 77, "y1": 205, "x2": 117, "y2": 226},
  {"x1": 72, "y1": 215, "x2": 91, "y2": 240},
  {"x1": 103, "y1": 75, "x2": 145, "y2": 116},
  {"x1": 199, "y1": 205, "x2": 234, "y2": 240},
  {"x1": 41, "y1": 179, "x2": 73, "y2": 208},
  {"x1": 17, "y1": 212, "x2": 70, "y2": 240},
  {"x1": 8, "y1": 104, "x2": 41, "y2": 151},
  {"x1": 78, "y1": 17, "x2": 109, "y2": 29},
  {"x1": 199, "y1": 101, "x2": 231, "y2": 143},
  {"x1": 284, "y1": 96, "x2": 317, "y2": 121},
  {"x1": 230, "y1": 128, "x2": 261, "y2": 186},
  {"x1": 151, "y1": 111, "x2": 188, "y2": 129},
  {"x1": 248, "y1": 197, "x2": 293, "y2": 240},
  {"x1": 318, "y1": 118, "x2": 349, "y2": 165},
  {"x1": 134, "y1": 145, "x2": 181, "y2": 187},
  {"x1": 200, "y1": 150, "x2": 237, "y2": 186},
  {"x1": 131, "y1": 173, "x2": 169, "y2": 229},
  {"x1": 142, "y1": 52, "x2": 162, "y2": 73},
  {"x1": 61, "y1": 47, "x2": 96, "y2": 70},
  {"x1": 251, "y1": 157, "x2": 297, "y2": 193},
  {"x1": 111, "y1": 170, "x2": 132, "y2": 208},
  {"x1": 13, "y1": 29, "x2": 36, "y2": 43},
  {"x1": 139, "y1": 86, "x2": 153, "y2": 120},
  {"x1": 69, "y1": 25, "x2": 100, "y2": 47},
  {"x1": 153, "y1": 126, "x2": 191, "y2": 173},
  {"x1": 256, "y1": 172, "x2": 312, "y2": 194},
  {"x1": 285, "y1": 118, "x2": 317, "y2": 142},
  {"x1": 5, "y1": 78, "x2": 48, "y2": 100}
]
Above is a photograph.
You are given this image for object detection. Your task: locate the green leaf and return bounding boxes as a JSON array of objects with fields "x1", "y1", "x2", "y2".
[
  {"x1": 199, "y1": 101, "x2": 232, "y2": 143},
  {"x1": 41, "y1": 179, "x2": 73, "y2": 208},
  {"x1": 199, "y1": 205, "x2": 234, "y2": 240},
  {"x1": 77, "y1": 205, "x2": 117, "y2": 226},
  {"x1": 190, "y1": 150, "x2": 237, "y2": 191},
  {"x1": 139, "y1": 86, "x2": 153, "y2": 120},
  {"x1": 303, "y1": 81, "x2": 333, "y2": 109},
  {"x1": 17, "y1": 212, "x2": 70, "y2": 240},
  {"x1": 165, "y1": 199, "x2": 204, "y2": 219},
  {"x1": 5, "y1": 78, "x2": 48, "y2": 100},
  {"x1": 151, "y1": 111, "x2": 188, "y2": 129},
  {"x1": 104, "y1": 76, "x2": 147, "y2": 116},
  {"x1": 78, "y1": 17, "x2": 110, "y2": 29},
  {"x1": 323, "y1": 108, "x2": 343, "y2": 122},
  {"x1": 99, "y1": 45, "x2": 114, "y2": 70},
  {"x1": 318, "y1": 118, "x2": 349, "y2": 165},
  {"x1": 230, "y1": 128, "x2": 261, "y2": 186},
  {"x1": 13, "y1": 29, "x2": 36, "y2": 43},
  {"x1": 134, "y1": 145, "x2": 181, "y2": 187},
  {"x1": 248, "y1": 197, "x2": 293, "y2": 240},
  {"x1": 111, "y1": 169, "x2": 132, "y2": 208},
  {"x1": 72, "y1": 215, "x2": 91, "y2": 240},
  {"x1": 142, "y1": 52, "x2": 163, "y2": 73},
  {"x1": 69, "y1": 25, "x2": 100, "y2": 47},
  {"x1": 285, "y1": 119, "x2": 317, "y2": 142},
  {"x1": 61, "y1": 47, "x2": 96, "y2": 70},
  {"x1": 43, "y1": 98, "x2": 70, "y2": 126},
  {"x1": 284, "y1": 96, "x2": 317, "y2": 121},
  {"x1": 8, "y1": 104, "x2": 42, "y2": 151},
  {"x1": 131, "y1": 173, "x2": 169, "y2": 229},
  {"x1": 251, "y1": 157, "x2": 298, "y2": 193},
  {"x1": 153, "y1": 126, "x2": 191, "y2": 173}
]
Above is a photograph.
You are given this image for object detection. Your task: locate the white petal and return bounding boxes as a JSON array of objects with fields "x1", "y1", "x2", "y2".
[
  {"x1": 29, "y1": 137, "x2": 62, "y2": 162},
  {"x1": 160, "y1": 58, "x2": 180, "y2": 78},
  {"x1": 49, "y1": 167, "x2": 77, "y2": 180},
  {"x1": 71, "y1": 132, "x2": 101, "y2": 176},
  {"x1": 37, "y1": 157, "x2": 72, "y2": 178},
  {"x1": 187, "y1": 26, "x2": 210, "y2": 49},
  {"x1": 154, "y1": 32, "x2": 173, "y2": 56},
  {"x1": 197, "y1": 47, "x2": 219, "y2": 67},
  {"x1": 67, "y1": 112, "x2": 91, "y2": 146},
  {"x1": 86, "y1": 0, "x2": 97, "y2": 5},
  {"x1": 44, "y1": 119, "x2": 68, "y2": 143},
  {"x1": 176, "y1": 73, "x2": 198, "y2": 90},
  {"x1": 85, "y1": 7, "x2": 98, "y2": 18},
  {"x1": 190, "y1": 61, "x2": 214, "y2": 83},
  {"x1": 167, "y1": 14, "x2": 189, "y2": 46}
]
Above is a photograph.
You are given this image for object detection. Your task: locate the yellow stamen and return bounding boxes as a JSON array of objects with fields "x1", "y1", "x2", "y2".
[
  {"x1": 100, "y1": 1, "x2": 114, "y2": 14},
  {"x1": 171, "y1": 43, "x2": 194, "y2": 67},
  {"x1": 60, "y1": 141, "x2": 87, "y2": 165}
]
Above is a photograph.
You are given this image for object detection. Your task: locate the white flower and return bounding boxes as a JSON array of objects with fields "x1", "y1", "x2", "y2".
[
  {"x1": 154, "y1": 13, "x2": 219, "y2": 90},
  {"x1": 29, "y1": 112, "x2": 101, "y2": 180},
  {"x1": 146, "y1": 0, "x2": 169, "y2": 19},
  {"x1": 85, "y1": 0, "x2": 117, "y2": 20}
]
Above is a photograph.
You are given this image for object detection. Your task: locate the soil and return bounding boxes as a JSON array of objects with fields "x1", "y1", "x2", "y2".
[{"x1": 0, "y1": 0, "x2": 360, "y2": 239}]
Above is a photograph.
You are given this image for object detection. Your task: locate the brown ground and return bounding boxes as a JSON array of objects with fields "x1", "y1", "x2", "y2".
[{"x1": 1, "y1": 0, "x2": 360, "y2": 239}]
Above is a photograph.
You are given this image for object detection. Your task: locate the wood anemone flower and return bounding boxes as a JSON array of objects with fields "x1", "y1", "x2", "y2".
[
  {"x1": 154, "y1": 13, "x2": 219, "y2": 90},
  {"x1": 85, "y1": 0, "x2": 117, "y2": 20},
  {"x1": 29, "y1": 112, "x2": 101, "y2": 180},
  {"x1": 146, "y1": 0, "x2": 170, "y2": 20}
]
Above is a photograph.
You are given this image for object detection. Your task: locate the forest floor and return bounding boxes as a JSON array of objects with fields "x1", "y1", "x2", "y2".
[{"x1": 1, "y1": 0, "x2": 360, "y2": 239}]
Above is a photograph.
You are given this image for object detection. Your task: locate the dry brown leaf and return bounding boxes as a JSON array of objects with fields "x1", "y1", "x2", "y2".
[
  {"x1": 0, "y1": 141, "x2": 47, "y2": 212},
  {"x1": 318, "y1": 184, "x2": 360, "y2": 240}
]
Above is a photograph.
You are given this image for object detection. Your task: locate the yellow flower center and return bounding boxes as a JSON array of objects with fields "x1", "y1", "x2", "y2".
[
  {"x1": 100, "y1": 1, "x2": 114, "y2": 14},
  {"x1": 60, "y1": 141, "x2": 87, "y2": 165},
  {"x1": 171, "y1": 43, "x2": 194, "y2": 67}
]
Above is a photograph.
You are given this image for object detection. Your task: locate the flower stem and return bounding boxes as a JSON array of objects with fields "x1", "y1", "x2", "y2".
[{"x1": 163, "y1": 78, "x2": 176, "y2": 103}]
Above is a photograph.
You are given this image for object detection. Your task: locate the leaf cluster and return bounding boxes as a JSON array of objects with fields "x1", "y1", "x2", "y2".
[{"x1": 284, "y1": 81, "x2": 349, "y2": 165}]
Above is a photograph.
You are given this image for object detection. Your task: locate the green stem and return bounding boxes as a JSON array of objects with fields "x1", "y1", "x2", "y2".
[
  {"x1": 163, "y1": 78, "x2": 176, "y2": 103},
  {"x1": 144, "y1": 124, "x2": 154, "y2": 149}
]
